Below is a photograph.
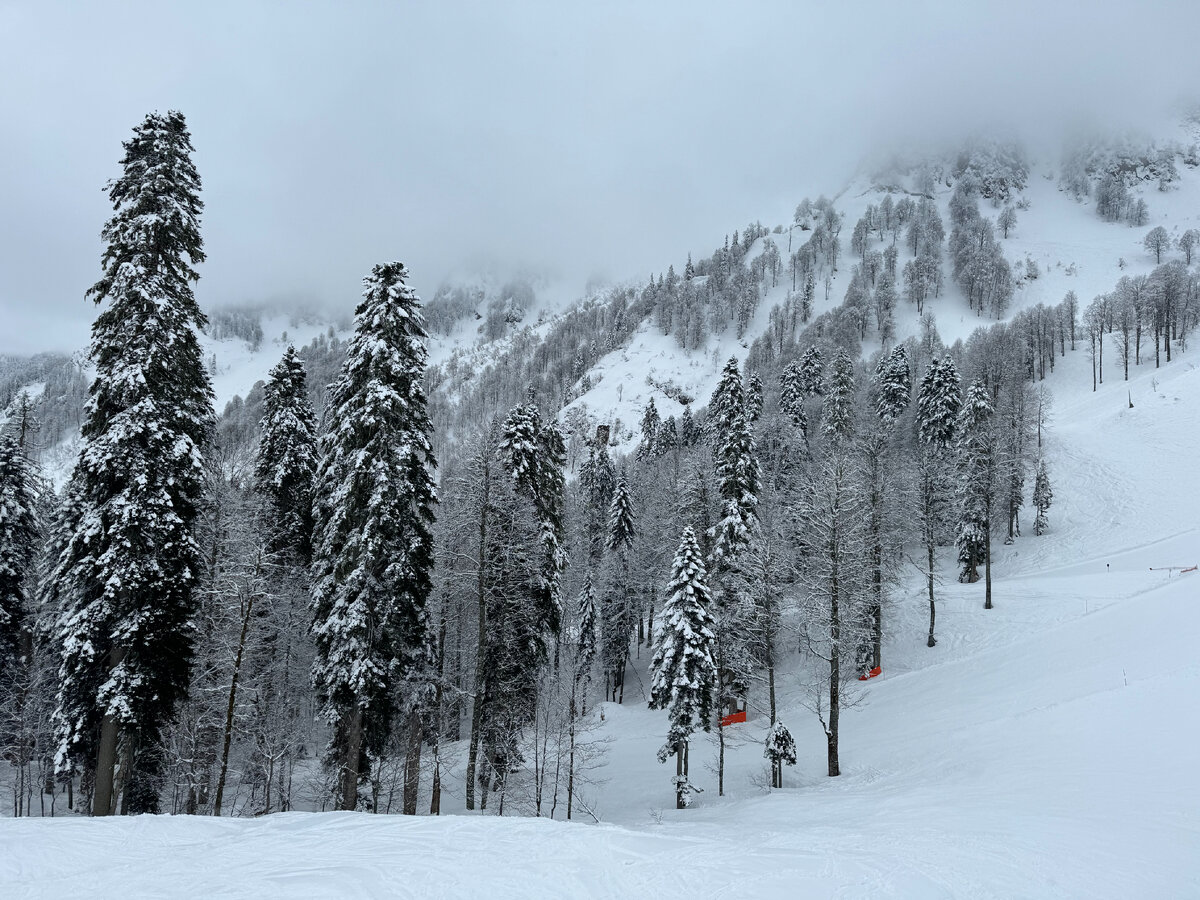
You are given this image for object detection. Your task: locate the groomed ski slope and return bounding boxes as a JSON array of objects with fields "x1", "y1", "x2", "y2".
[{"x1": 4, "y1": 295, "x2": 1199, "y2": 898}]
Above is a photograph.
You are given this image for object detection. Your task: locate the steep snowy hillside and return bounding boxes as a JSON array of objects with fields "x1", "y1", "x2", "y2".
[
  {"x1": 4, "y1": 305, "x2": 1198, "y2": 896},
  {"x1": 562, "y1": 123, "x2": 1200, "y2": 454}
]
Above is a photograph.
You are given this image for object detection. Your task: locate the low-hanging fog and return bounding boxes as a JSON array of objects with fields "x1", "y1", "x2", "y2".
[{"x1": 1, "y1": 0, "x2": 1197, "y2": 353}]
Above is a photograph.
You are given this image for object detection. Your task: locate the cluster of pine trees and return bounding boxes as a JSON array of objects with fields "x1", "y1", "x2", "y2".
[{"x1": 0, "y1": 113, "x2": 438, "y2": 818}]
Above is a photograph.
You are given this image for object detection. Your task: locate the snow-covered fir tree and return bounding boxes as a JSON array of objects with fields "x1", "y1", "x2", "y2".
[
  {"x1": 764, "y1": 720, "x2": 797, "y2": 789},
  {"x1": 779, "y1": 360, "x2": 808, "y2": 434},
  {"x1": 798, "y1": 345, "x2": 825, "y2": 396},
  {"x1": 709, "y1": 369, "x2": 762, "y2": 569},
  {"x1": 606, "y1": 477, "x2": 636, "y2": 553},
  {"x1": 578, "y1": 440, "x2": 616, "y2": 565},
  {"x1": 955, "y1": 380, "x2": 996, "y2": 603},
  {"x1": 501, "y1": 398, "x2": 568, "y2": 641},
  {"x1": 746, "y1": 372, "x2": 765, "y2": 422},
  {"x1": 648, "y1": 526, "x2": 717, "y2": 809},
  {"x1": 310, "y1": 261, "x2": 437, "y2": 812},
  {"x1": 874, "y1": 344, "x2": 912, "y2": 422},
  {"x1": 636, "y1": 397, "x2": 661, "y2": 460},
  {"x1": 51, "y1": 110, "x2": 215, "y2": 816},
  {"x1": 821, "y1": 350, "x2": 857, "y2": 440},
  {"x1": 706, "y1": 357, "x2": 745, "y2": 443},
  {"x1": 680, "y1": 405, "x2": 700, "y2": 447},
  {"x1": 575, "y1": 579, "x2": 599, "y2": 688},
  {"x1": 0, "y1": 435, "x2": 39, "y2": 676},
  {"x1": 602, "y1": 476, "x2": 636, "y2": 701},
  {"x1": 1033, "y1": 459, "x2": 1053, "y2": 536},
  {"x1": 916, "y1": 355, "x2": 962, "y2": 450},
  {"x1": 254, "y1": 345, "x2": 318, "y2": 565}
]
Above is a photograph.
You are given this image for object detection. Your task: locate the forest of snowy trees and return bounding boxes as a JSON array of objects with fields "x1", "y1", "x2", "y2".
[{"x1": 3, "y1": 110, "x2": 1200, "y2": 821}]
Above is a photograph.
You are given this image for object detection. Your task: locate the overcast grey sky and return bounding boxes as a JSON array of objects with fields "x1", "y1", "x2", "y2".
[{"x1": 2, "y1": 0, "x2": 1198, "y2": 353}]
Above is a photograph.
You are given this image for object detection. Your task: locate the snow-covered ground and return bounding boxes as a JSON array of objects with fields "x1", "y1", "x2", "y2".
[{"x1": 4, "y1": 278, "x2": 1199, "y2": 897}]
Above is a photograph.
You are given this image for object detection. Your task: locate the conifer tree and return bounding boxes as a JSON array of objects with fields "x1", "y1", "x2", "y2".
[
  {"x1": 821, "y1": 350, "x2": 857, "y2": 440},
  {"x1": 874, "y1": 344, "x2": 912, "y2": 422},
  {"x1": 602, "y1": 476, "x2": 637, "y2": 702},
  {"x1": 764, "y1": 721, "x2": 797, "y2": 789},
  {"x1": 649, "y1": 526, "x2": 717, "y2": 809},
  {"x1": 955, "y1": 380, "x2": 996, "y2": 605},
  {"x1": 680, "y1": 405, "x2": 700, "y2": 447},
  {"x1": 575, "y1": 579, "x2": 599, "y2": 687},
  {"x1": 798, "y1": 345, "x2": 825, "y2": 396},
  {"x1": 710, "y1": 381, "x2": 761, "y2": 569},
  {"x1": 310, "y1": 261, "x2": 437, "y2": 811},
  {"x1": 779, "y1": 361, "x2": 809, "y2": 436},
  {"x1": 916, "y1": 355, "x2": 962, "y2": 450},
  {"x1": 52, "y1": 110, "x2": 215, "y2": 816},
  {"x1": 1033, "y1": 459, "x2": 1053, "y2": 536},
  {"x1": 706, "y1": 359, "x2": 762, "y2": 795},
  {"x1": 501, "y1": 399, "x2": 568, "y2": 641},
  {"x1": 254, "y1": 345, "x2": 318, "y2": 564},
  {"x1": 746, "y1": 372, "x2": 765, "y2": 423},
  {"x1": 655, "y1": 416, "x2": 679, "y2": 455},
  {"x1": 606, "y1": 477, "x2": 636, "y2": 553},
  {"x1": 0, "y1": 435, "x2": 39, "y2": 676},
  {"x1": 707, "y1": 357, "x2": 745, "y2": 443},
  {"x1": 579, "y1": 442, "x2": 616, "y2": 564},
  {"x1": 636, "y1": 398, "x2": 661, "y2": 460}
]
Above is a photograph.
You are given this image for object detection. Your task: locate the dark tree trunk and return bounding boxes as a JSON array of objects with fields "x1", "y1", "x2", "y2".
[
  {"x1": 339, "y1": 706, "x2": 363, "y2": 811},
  {"x1": 403, "y1": 708, "x2": 422, "y2": 815},
  {"x1": 984, "y1": 509, "x2": 993, "y2": 610},
  {"x1": 828, "y1": 574, "x2": 840, "y2": 777},
  {"x1": 214, "y1": 589, "x2": 256, "y2": 816},
  {"x1": 675, "y1": 740, "x2": 687, "y2": 809},
  {"x1": 465, "y1": 471, "x2": 490, "y2": 810},
  {"x1": 92, "y1": 647, "x2": 124, "y2": 816}
]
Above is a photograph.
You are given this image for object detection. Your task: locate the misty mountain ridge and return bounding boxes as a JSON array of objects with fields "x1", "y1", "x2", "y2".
[{"x1": 4, "y1": 119, "x2": 1200, "y2": 478}]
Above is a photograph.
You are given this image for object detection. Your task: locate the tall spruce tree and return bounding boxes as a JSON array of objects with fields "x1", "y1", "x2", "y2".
[
  {"x1": 746, "y1": 372, "x2": 765, "y2": 422},
  {"x1": 916, "y1": 355, "x2": 962, "y2": 450},
  {"x1": 52, "y1": 110, "x2": 215, "y2": 816},
  {"x1": 798, "y1": 345, "x2": 825, "y2": 396},
  {"x1": 501, "y1": 399, "x2": 568, "y2": 643},
  {"x1": 708, "y1": 358, "x2": 761, "y2": 567},
  {"x1": 602, "y1": 476, "x2": 636, "y2": 702},
  {"x1": 0, "y1": 435, "x2": 39, "y2": 676},
  {"x1": 648, "y1": 526, "x2": 717, "y2": 809},
  {"x1": 636, "y1": 398, "x2": 661, "y2": 460},
  {"x1": 706, "y1": 358, "x2": 761, "y2": 796},
  {"x1": 874, "y1": 344, "x2": 912, "y2": 422},
  {"x1": 578, "y1": 441, "x2": 616, "y2": 565},
  {"x1": 779, "y1": 360, "x2": 809, "y2": 435},
  {"x1": 575, "y1": 579, "x2": 599, "y2": 688},
  {"x1": 821, "y1": 350, "x2": 857, "y2": 440},
  {"x1": 254, "y1": 345, "x2": 318, "y2": 565},
  {"x1": 955, "y1": 380, "x2": 996, "y2": 605},
  {"x1": 1033, "y1": 460, "x2": 1053, "y2": 536},
  {"x1": 706, "y1": 357, "x2": 745, "y2": 443},
  {"x1": 310, "y1": 262, "x2": 437, "y2": 812}
]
